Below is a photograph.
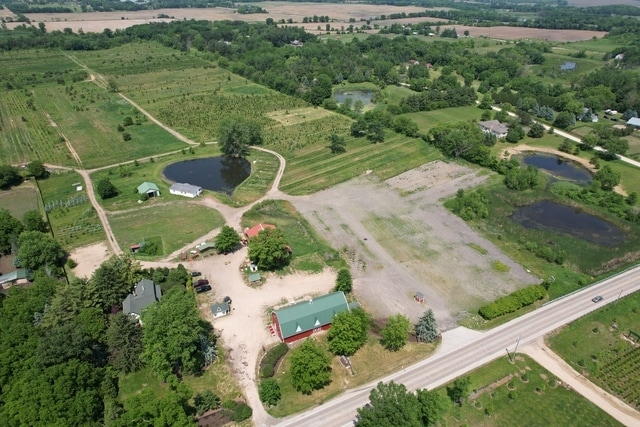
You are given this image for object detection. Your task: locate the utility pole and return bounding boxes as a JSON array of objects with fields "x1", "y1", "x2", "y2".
[{"x1": 615, "y1": 289, "x2": 623, "y2": 308}]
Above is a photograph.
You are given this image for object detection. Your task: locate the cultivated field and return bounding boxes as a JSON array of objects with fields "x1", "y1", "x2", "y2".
[
  {"x1": 291, "y1": 161, "x2": 539, "y2": 329},
  {"x1": 0, "y1": 180, "x2": 40, "y2": 219}
]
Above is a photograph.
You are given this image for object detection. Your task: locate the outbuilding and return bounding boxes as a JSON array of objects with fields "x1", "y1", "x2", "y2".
[
  {"x1": 137, "y1": 182, "x2": 160, "y2": 198},
  {"x1": 170, "y1": 182, "x2": 202, "y2": 198},
  {"x1": 211, "y1": 302, "x2": 231, "y2": 318},
  {"x1": 271, "y1": 291, "x2": 350, "y2": 343},
  {"x1": 627, "y1": 117, "x2": 640, "y2": 128},
  {"x1": 245, "y1": 223, "x2": 276, "y2": 239},
  {"x1": 0, "y1": 269, "x2": 29, "y2": 288}
]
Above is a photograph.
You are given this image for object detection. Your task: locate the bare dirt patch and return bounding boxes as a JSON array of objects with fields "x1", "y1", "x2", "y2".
[
  {"x1": 266, "y1": 107, "x2": 335, "y2": 126},
  {"x1": 439, "y1": 25, "x2": 607, "y2": 42},
  {"x1": 290, "y1": 161, "x2": 539, "y2": 331},
  {"x1": 68, "y1": 241, "x2": 112, "y2": 278}
]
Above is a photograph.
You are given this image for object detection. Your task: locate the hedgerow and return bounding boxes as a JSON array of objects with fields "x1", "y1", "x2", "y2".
[
  {"x1": 479, "y1": 284, "x2": 546, "y2": 320},
  {"x1": 260, "y1": 342, "x2": 288, "y2": 378}
]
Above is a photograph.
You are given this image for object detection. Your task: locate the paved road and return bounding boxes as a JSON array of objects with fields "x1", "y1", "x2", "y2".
[{"x1": 275, "y1": 266, "x2": 640, "y2": 427}]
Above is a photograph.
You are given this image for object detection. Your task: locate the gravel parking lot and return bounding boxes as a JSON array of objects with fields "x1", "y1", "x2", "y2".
[{"x1": 290, "y1": 161, "x2": 540, "y2": 330}]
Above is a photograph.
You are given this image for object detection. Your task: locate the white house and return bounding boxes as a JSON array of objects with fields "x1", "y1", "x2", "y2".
[
  {"x1": 169, "y1": 183, "x2": 202, "y2": 198},
  {"x1": 210, "y1": 302, "x2": 230, "y2": 318},
  {"x1": 627, "y1": 117, "x2": 640, "y2": 128}
]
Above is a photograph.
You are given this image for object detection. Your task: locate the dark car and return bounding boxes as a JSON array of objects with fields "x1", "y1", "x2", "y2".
[
  {"x1": 195, "y1": 279, "x2": 209, "y2": 287},
  {"x1": 592, "y1": 295, "x2": 603, "y2": 303},
  {"x1": 190, "y1": 271, "x2": 202, "y2": 277},
  {"x1": 223, "y1": 296, "x2": 232, "y2": 304},
  {"x1": 195, "y1": 285, "x2": 211, "y2": 293}
]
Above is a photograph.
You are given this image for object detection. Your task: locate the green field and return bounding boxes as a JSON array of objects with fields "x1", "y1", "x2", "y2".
[
  {"x1": 0, "y1": 181, "x2": 40, "y2": 220},
  {"x1": 109, "y1": 203, "x2": 224, "y2": 259},
  {"x1": 242, "y1": 200, "x2": 345, "y2": 273},
  {"x1": 37, "y1": 170, "x2": 105, "y2": 248},
  {"x1": 401, "y1": 105, "x2": 485, "y2": 132},
  {"x1": 439, "y1": 355, "x2": 621, "y2": 426},
  {"x1": 0, "y1": 89, "x2": 72, "y2": 166},
  {"x1": 278, "y1": 128, "x2": 443, "y2": 195},
  {"x1": 34, "y1": 82, "x2": 186, "y2": 168},
  {"x1": 548, "y1": 290, "x2": 640, "y2": 411}
]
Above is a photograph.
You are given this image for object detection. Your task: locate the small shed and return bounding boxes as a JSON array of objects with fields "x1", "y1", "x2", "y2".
[
  {"x1": 211, "y1": 302, "x2": 230, "y2": 318},
  {"x1": 170, "y1": 182, "x2": 202, "y2": 198},
  {"x1": 245, "y1": 223, "x2": 276, "y2": 239},
  {"x1": 415, "y1": 292, "x2": 425, "y2": 303},
  {"x1": 0, "y1": 269, "x2": 29, "y2": 288},
  {"x1": 627, "y1": 117, "x2": 640, "y2": 128},
  {"x1": 195, "y1": 241, "x2": 216, "y2": 253},
  {"x1": 130, "y1": 243, "x2": 142, "y2": 253},
  {"x1": 137, "y1": 182, "x2": 160, "y2": 198},
  {"x1": 248, "y1": 273, "x2": 261, "y2": 283}
]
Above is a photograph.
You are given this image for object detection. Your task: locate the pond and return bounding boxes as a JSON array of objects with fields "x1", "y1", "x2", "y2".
[
  {"x1": 163, "y1": 157, "x2": 251, "y2": 195},
  {"x1": 333, "y1": 90, "x2": 373, "y2": 106},
  {"x1": 510, "y1": 200, "x2": 625, "y2": 246},
  {"x1": 522, "y1": 153, "x2": 592, "y2": 184}
]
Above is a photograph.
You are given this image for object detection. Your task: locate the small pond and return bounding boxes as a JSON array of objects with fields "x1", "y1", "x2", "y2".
[
  {"x1": 510, "y1": 200, "x2": 625, "y2": 246},
  {"x1": 163, "y1": 157, "x2": 251, "y2": 195},
  {"x1": 522, "y1": 153, "x2": 592, "y2": 184},
  {"x1": 333, "y1": 90, "x2": 373, "y2": 106}
]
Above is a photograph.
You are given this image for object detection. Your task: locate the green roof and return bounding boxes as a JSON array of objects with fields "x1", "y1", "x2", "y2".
[
  {"x1": 137, "y1": 182, "x2": 160, "y2": 194},
  {"x1": 248, "y1": 273, "x2": 261, "y2": 282},
  {"x1": 273, "y1": 292, "x2": 349, "y2": 339},
  {"x1": 0, "y1": 269, "x2": 28, "y2": 285}
]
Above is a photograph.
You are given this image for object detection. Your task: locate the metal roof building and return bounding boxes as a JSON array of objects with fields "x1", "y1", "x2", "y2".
[{"x1": 271, "y1": 291, "x2": 350, "y2": 343}]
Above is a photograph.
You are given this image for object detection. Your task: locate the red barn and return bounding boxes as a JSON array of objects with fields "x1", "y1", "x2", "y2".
[
  {"x1": 245, "y1": 223, "x2": 276, "y2": 239},
  {"x1": 271, "y1": 292, "x2": 350, "y2": 343}
]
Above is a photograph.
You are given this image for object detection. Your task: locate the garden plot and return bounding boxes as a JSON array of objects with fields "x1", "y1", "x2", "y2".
[{"x1": 290, "y1": 161, "x2": 539, "y2": 330}]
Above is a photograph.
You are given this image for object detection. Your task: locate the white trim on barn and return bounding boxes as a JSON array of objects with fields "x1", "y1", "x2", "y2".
[{"x1": 169, "y1": 183, "x2": 202, "y2": 198}]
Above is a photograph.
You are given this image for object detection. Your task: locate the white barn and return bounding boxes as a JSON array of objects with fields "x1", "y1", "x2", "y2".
[{"x1": 169, "y1": 183, "x2": 202, "y2": 198}]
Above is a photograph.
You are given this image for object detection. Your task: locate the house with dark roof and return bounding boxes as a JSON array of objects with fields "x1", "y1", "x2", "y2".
[
  {"x1": 478, "y1": 120, "x2": 509, "y2": 139},
  {"x1": 137, "y1": 182, "x2": 160, "y2": 198},
  {"x1": 123, "y1": 279, "x2": 162, "y2": 320},
  {"x1": 271, "y1": 291, "x2": 350, "y2": 343}
]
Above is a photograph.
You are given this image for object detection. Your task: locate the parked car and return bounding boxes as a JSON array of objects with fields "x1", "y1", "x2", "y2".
[
  {"x1": 223, "y1": 296, "x2": 232, "y2": 304},
  {"x1": 190, "y1": 271, "x2": 202, "y2": 277},
  {"x1": 592, "y1": 295, "x2": 603, "y2": 303},
  {"x1": 195, "y1": 285, "x2": 211, "y2": 293},
  {"x1": 195, "y1": 279, "x2": 209, "y2": 287}
]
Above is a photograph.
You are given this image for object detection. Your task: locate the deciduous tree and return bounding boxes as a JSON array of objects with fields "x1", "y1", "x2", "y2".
[
  {"x1": 96, "y1": 177, "x2": 118, "y2": 199},
  {"x1": 594, "y1": 165, "x2": 621, "y2": 191},
  {"x1": 106, "y1": 312, "x2": 144, "y2": 373},
  {"x1": 218, "y1": 118, "x2": 263, "y2": 158},
  {"x1": 447, "y1": 375, "x2": 471, "y2": 405},
  {"x1": 334, "y1": 268, "x2": 353, "y2": 293},
  {"x1": 289, "y1": 339, "x2": 332, "y2": 394},
  {"x1": 328, "y1": 308, "x2": 370, "y2": 356},
  {"x1": 23, "y1": 210, "x2": 47, "y2": 232},
  {"x1": 259, "y1": 379, "x2": 281, "y2": 406},
  {"x1": 248, "y1": 228, "x2": 291, "y2": 271},
  {"x1": 215, "y1": 225, "x2": 241, "y2": 254},
  {"x1": 0, "y1": 209, "x2": 23, "y2": 255},
  {"x1": 17, "y1": 230, "x2": 66, "y2": 272},
  {"x1": 328, "y1": 133, "x2": 346, "y2": 154},
  {"x1": 26, "y1": 160, "x2": 48, "y2": 179},
  {"x1": 0, "y1": 164, "x2": 23, "y2": 190},
  {"x1": 141, "y1": 287, "x2": 205, "y2": 380},
  {"x1": 355, "y1": 381, "x2": 421, "y2": 427},
  {"x1": 381, "y1": 314, "x2": 411, "y2": 351}
]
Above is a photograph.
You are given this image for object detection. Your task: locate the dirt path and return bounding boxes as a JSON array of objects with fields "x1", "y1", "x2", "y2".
[{"x1": 522, "y1": 339, "x2": 640, "y2": 426}]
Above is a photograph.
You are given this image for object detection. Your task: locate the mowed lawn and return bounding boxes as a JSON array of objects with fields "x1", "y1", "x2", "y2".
[
  {"x1": 401, "y1": 105, "x2": 485, "y2": 133},
  {"x1": 34, "y1": 82, "x2": 186, "y2": 168},
  {"x1": 109, "y1": 203, "x2": 224, "y2": 258},
  {"x1": 0, "y1": 181, "x2": 40, "y2": 219}
]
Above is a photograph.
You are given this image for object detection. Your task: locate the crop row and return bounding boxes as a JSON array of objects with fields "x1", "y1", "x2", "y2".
[{"x1": 596, "y1": 346, "x2": 640, "y2": 408}]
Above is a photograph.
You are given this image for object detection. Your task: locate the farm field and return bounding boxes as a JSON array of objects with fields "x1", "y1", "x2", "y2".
[
  {"x1": 241, "y1": 199, "x2": 345, "y2": 273},
  {"x1": 38, "y1": 170, "x2": 105, "y2": 248},
  {"x1": 0, "y1": 89, "x2": 72, "y2": 166},
  {"x1": 109, "y1": 202, "x2": 224, "y2": 259},
  {"x1": 548, "y1": 290, "x2": 640, "y2": 411},
  {"x1": 438, "y1": 354, "x2": 621, "y2": 426},
  {"x1": 34, "y1": 81, "x2": 186, "y2": 168}
]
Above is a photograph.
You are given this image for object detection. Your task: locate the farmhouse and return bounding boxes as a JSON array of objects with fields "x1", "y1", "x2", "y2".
[
  {"x1": 122, "y1": 278, "x2": 162, "y2": 320},
  {"x1": 169, "y1": 182, "x2": 202, "y2": 198},
  {"x1": 271, "y1": 291, "x2": 350, "y2": 343},
  {"x1": 627, "y1": 117, "x2": 640, "y2": 128},
  {"x1": 210, "y1": 302, "x2": 231, "y2": 318},
  {"x1": 137, "y1": 182, "x2": 160, "y2": 198},
  {"x1": 245, "y1": 223, "x2": 276, "y2": 239},
  {"x1": 560, "y1": 61, "x2": 577, "y2": 71},
  {"x1": 478, "y1": 120, "x2": 509, "y2": 139}
]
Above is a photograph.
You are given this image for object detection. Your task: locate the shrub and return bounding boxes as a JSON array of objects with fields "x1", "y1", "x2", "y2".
[
  {"x1": 478, "y1": 285, "x2": 546, "y2": 320},
  {"x1": 222, "y1": 400, "x2": 252, "y2": 422},
  {"x1": 260, "y1": 343, "x2": 288, "y2": 378}
]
